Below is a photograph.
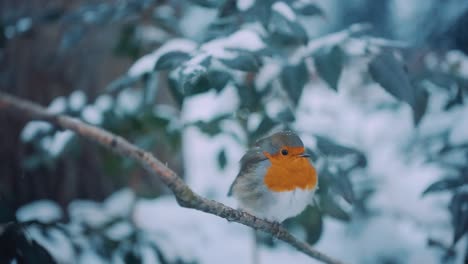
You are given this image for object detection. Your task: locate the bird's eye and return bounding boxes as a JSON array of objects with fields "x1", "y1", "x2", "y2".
[{"x1": 281, "y1": 149, "x2": 288, "y2": 156}]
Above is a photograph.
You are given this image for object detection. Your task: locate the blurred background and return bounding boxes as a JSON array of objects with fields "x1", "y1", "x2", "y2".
[{"x1": 1, "y1": 0, "x2": 467, "y2": 263}]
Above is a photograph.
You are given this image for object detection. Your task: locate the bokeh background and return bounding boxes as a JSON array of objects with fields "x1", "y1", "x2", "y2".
[{"x1": 1, "y1": 0, "x2": 467, "y2": 263}]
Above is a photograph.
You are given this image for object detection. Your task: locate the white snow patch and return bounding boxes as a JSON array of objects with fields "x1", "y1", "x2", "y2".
[
  {"x1": 103, "y1": 188, "x2": 136, "y2": 218},
  {"x1": 255, "y1": 60, "x2": 281, "y2": 91},
  {"x1": 16, "y1": 200, "x2": 63, "y2": 223},
  {"x1": 140, "y1": 245, "x2": 161, "y2": 264},
  {"x1": 128, "y1": 39, "x2": 197, "y2": 77},
  {"x1": 21, "y1": 121, "x2": 53, "y2": 142},
  {"x1": 95, "y1": 94, "x2": 114, "y2": 111},
  {"x1": 68, "y1": 90, "x2": 87, "y2": 111},
  {"x1": 105, "y1": 221, "x2": 133, "y2": 240},
  {"x1": 48, "y1": 130, "x2": 74, "y2": 157},
  {"x1": 182, "y1": 83, "x2": 239, "y2": 122},
  {"x1": 201, "y1": 29, "x2": 265, "y2": 59},
  {"x1": 47, "y1": 96, "x2": 67, "y2": 114},
  {"x1": 272, "y1": 2, "x2": 296, "y2": 21},
  {"x1": 81, "y1": 105, "x2": 103, "y2": 125},
  {"x1": 68, "y1": 200, "x2": 109, "y2": 227},
  {"x1": 449, "y1": 105, "x2": 468, "y2": 145},
  {"x1": 116, "y1": 89, "x2": 142, "y2": 114},
  {"x1": 77, "y1": 250, "x2": 107, "y2": 264},
  {"x1": 237, "y1": 0, "x2": 255, "y2": 11},
  {"x1": 16, "y1": 17, "x2": 32, "y2": 33},
  {"x1": 25, "y1": 226, "x2": 74, "y2": 263}
]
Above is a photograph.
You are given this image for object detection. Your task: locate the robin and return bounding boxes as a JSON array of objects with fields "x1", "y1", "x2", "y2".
[{"x1": 228, "y1": 131, "x2": 318, "y2": 222}]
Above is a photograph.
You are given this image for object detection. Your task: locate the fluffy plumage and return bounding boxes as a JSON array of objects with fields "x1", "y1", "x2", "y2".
[{"x1": 228, "y1": 131, "x2": 318, "y2": 222}]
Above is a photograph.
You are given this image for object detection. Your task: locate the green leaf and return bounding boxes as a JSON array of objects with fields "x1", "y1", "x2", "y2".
[
  {"x1": 219, "y1": 0, "x2": 238, "y2": 17},
  {"x1": 293, "y1": 2, "x2": 324, "y2": 16},
  {"x1": 321, "y1": 193, "x2": 351, "y2": 221},
  {"x1": 449, "y1": 191, "x2": 468, "y2": 245},
  {"x1": 154, "y1": 51, "x2": 191, "y2": 71},
  {"x1": 207, "y1": 70, "x2": 231, "y2": 93},
  {"x1": 220, "y1": 52, "x2": 261, "y2": 72},
  {"x1": 314, "y1": 46, "x2": 344, "y2": 91},
  {"x1": 413, "y1": 88, "x2": 428, "y2": 125},
  {"x1": 293, "y1": 206, "x2": 323, "y2": 245},
  {"x1": 369, "y1": 52, "x2": 428, "y2": 125},
  {"x1": 218, "y1": 149, "x2": 227, "y2": 169},
  {"x1": 192, "y1": 114, "x2": 231, "y2": 136},
  {"x1": 422, "y1": 177, "x2": 464, "y2": 196},
  {"x1": 188, "y1": 0, "x2": 219, "y2": 8},
  {"x1": 180, "y1": 65, "x2": 209, "y2": 95},
  {"x1": 276, "y1": 108, "x2": 296, "y2": 123},
  {"x1": 281, "y1": 61, "x2": 309, "y2": 106},
  {"x1": 167, "y1": 76, "x2": 184, "y2": 107},
  {"x1": 329, "y1": 169, "x2": 355, "y2": 204},
  {"x1": 188, "y1": 75, "x2": 212, "y2": 95},
  {"x1": 315, "y1": 136, "x2": 360, "y2": 156},
  {"x1": 236, "y1": 83, "x2": 262, "y2": 110}
]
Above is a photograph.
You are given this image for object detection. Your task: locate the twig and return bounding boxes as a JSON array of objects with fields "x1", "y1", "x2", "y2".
[{"x1": 0, "y1": 92, "x2": 344, "y2": 264}]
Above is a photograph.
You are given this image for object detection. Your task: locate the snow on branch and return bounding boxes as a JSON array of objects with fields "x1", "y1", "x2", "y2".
[{"x1": 0, "y1": 92, "x2": 344, "y2": 264}]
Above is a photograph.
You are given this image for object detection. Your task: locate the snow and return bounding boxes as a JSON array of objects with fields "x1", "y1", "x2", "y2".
[
  {"x1": 47, "y1": 130, "x2": 74, "y2": 157},
  {"x1": 81, "y1": 105, "x2": 103, "y2": 125},
  {"x1": 68, "y1": 90, "x2": 87, "y2": 111},
  {"x1": 105, "y1": 221, "x2": 133, "y2": 240},
  {"x1": 182, "y1": 84, "x2": 239, "y2": 123},
  {"x1": 47, "y1": 96, "x2": 67, "y2": 114},
  {"x1": 16, "y1": 17, "x2": 32, "y2": 33},
  {"x1": 272, "y1": 2, "x2": 296, "y2": 21},
  {"x1": 20, "y1": 121, "x2": 53, "y2": 142},
  {"x1": 201, "y1": 29, "x2": 265, "y2": 59},
  {"x1": 103, "y1": 188, "x2": 136, "y2": 218},
  {"x1": 25, "y1": 226, "x2": 74, "y2": 263},
  {"x1": 16, "y1": 200, "x2": 63, "y2": 223},
  {"x1": 95, "y1": 94, "x2": 113, "y2": 111},
  {"x1": 140, "y1": 245, "x2": 161, "y2": 264},
  {"x1": 449, "y1": 105, "x2": 468, "y2": 144},
  {"x1": 68, "y1": 200, "x2": 109, "y2": 227},
  {"x1": 128, "y1": 39, "x2": 197, "y2": 77},
  {"x1": 237, "y1": 0, "x2": 255, "y2": 11},
  {"x1": 116, "y1": 88, "x2": 143, "y2": 114},
  {"x1": 255, "y1": 60, "x2": 281, "y2": 91}
]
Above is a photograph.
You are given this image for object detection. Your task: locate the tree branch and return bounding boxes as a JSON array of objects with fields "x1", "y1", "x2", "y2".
[{"x1": 0, "y1": 92, "x2": 344, "y2": 264}]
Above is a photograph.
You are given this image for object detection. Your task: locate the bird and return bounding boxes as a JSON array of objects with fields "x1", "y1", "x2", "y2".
[{"x1": 228, "y1": 131, "x2": 318, "y2": 222}]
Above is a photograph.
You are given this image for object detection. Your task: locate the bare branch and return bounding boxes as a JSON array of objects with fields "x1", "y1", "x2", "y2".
[{"x1": 0, "y1": 92, "x2": 344, "y2": 264}]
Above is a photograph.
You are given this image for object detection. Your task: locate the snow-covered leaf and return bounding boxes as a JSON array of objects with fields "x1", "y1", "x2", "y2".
[
  {"x1": 292, "y1": 2, "x2": 323, "y2": 16},
  {"x1": 16, "y1": 200, "x2": 63, "y2": 223},
  {"x1": 154, "y1": 51, "x2": 191, "y2": 71},
  {"x1": 219, "y1": 51, "x2": 261, "y2": 72},
  {"x1": 250, "y1": 114, "x2": 276, "y2": 140},
  {"x1": 422, "y1": 177, "x2": 464, "y2": 196},
  {"x1": 269, "y1": 3, "x2": 308, "y2": 45}
]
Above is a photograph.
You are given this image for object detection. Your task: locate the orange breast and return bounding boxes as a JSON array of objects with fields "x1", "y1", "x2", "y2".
[{"x1": 263, "y1": 148, "x2": 317, "y2": 192}]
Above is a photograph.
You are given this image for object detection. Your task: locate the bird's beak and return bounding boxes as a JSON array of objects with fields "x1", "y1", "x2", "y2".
[{"x1": 299, "y1": 153, "x2": 310, "y2": 158}]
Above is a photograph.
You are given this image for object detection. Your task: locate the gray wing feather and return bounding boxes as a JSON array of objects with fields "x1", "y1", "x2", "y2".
[{"x1": 227, "y1": 147, "x2": 267, "y2": 196}]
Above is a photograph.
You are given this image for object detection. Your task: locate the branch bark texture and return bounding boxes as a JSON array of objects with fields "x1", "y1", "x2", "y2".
[{"x1": 0, "y1": 92, "x2": 344, "y2": 264}]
